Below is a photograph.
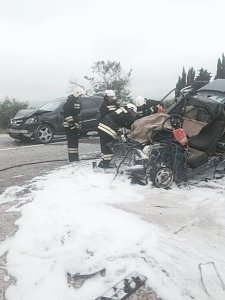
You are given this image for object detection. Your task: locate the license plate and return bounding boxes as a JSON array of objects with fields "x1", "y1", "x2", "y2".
[{"x1": 8, "y1": 129, "x2": 29, "y2": 134}]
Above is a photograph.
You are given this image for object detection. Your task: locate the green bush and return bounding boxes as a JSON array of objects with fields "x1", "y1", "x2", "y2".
[{"x1": 0, "y1": 97, "x2": 28, "y2": 129}]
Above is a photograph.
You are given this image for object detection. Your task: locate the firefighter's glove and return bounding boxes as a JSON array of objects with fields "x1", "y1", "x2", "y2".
[
  {"x1": 69, "y1": 121, "x2": 81, "y2": 130},
  {"x1": 68, "y1": 121, "x2": 76, "y2": 129}
]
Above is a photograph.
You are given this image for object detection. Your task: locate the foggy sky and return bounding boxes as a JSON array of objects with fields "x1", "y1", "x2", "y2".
[{"x1": 0, "y1": 0, "x2": 224, "y2": 105}]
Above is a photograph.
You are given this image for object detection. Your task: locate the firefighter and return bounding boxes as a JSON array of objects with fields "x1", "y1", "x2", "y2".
[
  {"x1": 99, "y1": 90, "x2": 120, "y2": 120},
  {"x1": 145, "y1": 99, "x2": 165, "y2": 114},
  {"x1": 97, "y1": 103, "x2": 137, "y2": 168},
  {"x1": 133, "y1": 96, "x2": 165, "y2": 119},
  {"x1": 133, "y1": 96, "x2": 146, "y2": 118},
  {"x1": 63, "y1": 87, "x2": 86, "y2": 162}
]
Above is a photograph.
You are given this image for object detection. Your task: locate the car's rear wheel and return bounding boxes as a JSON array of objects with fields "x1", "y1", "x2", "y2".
[{"x1": 34, "y1": 124, "x2": 54, "y2": 144}]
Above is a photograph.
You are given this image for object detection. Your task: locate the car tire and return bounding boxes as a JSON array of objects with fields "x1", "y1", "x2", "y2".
[
  {"x1": 154, "y1": 167, "x2": 173, "y2": 188},
  {"x1": 34, "y1": 124, "x2": 54, "y2": 144}
]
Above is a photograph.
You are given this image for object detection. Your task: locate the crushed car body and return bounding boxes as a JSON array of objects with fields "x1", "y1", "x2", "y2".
[{"x1": 111, "y1": 79, "x2": 225, "y2": 188}]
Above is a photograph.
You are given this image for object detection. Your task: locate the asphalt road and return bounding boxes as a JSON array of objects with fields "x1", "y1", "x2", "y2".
[
  {"x1": 0, "y1": 134, "x2": 101, "y2": 195},
  {"x1": 0, "y1": 134, "x2": 101, "y2": 300}
]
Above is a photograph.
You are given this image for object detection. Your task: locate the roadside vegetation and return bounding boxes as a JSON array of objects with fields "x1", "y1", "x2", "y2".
[
  {"x1": 0, "y1": 97, "x2": 28, "y2": 131},
  {"x1": 175, "y1": 52, "x2": 225, "y2": 95}
]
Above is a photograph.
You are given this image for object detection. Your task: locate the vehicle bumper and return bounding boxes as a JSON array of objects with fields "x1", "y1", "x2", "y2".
[
  {"x1": 8, "y1": 128, "x2": 30, "y2": 134},
  {"x1": 8, "y1": 124, "x2": 36, "y2": 137}
]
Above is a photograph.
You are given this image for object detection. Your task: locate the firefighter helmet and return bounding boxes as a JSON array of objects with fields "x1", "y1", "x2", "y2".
[
  {"x1": 126, "y1": 103, "x2": 137, "y2": 113},
  {"x1": 104, "y1": 90, "x2": 117, "y2": 100},
  {"x1": 133, "y1": 96, "x2": 145, "y2": 107},
  {"x1": 71, "y1": 87, "x2": 86, "y2": 98}
]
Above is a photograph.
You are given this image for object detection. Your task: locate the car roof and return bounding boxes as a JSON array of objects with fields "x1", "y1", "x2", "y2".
[{"x1": 198, "y1": 79, "x2": 225, "y2": 93}]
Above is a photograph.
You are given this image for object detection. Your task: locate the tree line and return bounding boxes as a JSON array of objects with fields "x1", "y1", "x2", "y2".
[
  {"x1": 175, "y1": 53, "x2": 225, "y2": 95},
  {"x1": 0, "y1": 97, "x2": 28, "y2": 130},
  {"x1": 0, "y1": 53, "x2": 224, "y2": 130}
]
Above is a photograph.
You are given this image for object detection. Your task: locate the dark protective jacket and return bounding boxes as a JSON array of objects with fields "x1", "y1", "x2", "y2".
[
  {"x1": 98, "y1": 107, "x2": 136, "y2": 139},
  {"x1": 136, "y1": 100, "x2": 162, "y2": 119},
  {"x1": 63, "y1": 95, "x2": 81, "y2": 129},
  {"x1": 99, "y1": 99, "x2": 120, "y2": 120}
]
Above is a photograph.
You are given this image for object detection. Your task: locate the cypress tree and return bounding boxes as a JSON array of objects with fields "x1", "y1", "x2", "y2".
[
  {"x1": 181, "y1": 67, "x2": 186, "y2": 88},
  {"x1": 215, "y1": 58, "x2": 222, "y2": 79},
  {"x1": 221, "y1": 53, "x2": 225, "y2": 78},
  {"x1": 187, "y1": 67, "x2": 195, "y2": 86},
  {"x1": 215, "y1": 53, "x2": 225, "y2": 79},
  {"x1": 175, "y1": 67, "x2": 187, "y2": 97},
  {"x1": 195, "y1": 68, "x2": 212, "y2": 82}
]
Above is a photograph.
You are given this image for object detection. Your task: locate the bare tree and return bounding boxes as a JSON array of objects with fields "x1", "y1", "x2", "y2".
[{"x1": 84, "y1": 60, "x2": 132, "y2": 101}]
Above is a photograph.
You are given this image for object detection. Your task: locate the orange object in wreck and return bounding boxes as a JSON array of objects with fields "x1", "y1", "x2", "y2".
[{"x1": 172, "y1": 128, "x2": 188, "y2": 146}]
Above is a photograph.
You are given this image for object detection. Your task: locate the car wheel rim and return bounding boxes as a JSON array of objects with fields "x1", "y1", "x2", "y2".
[
  {"x1": 38, "y1": 127, "x2": 53, "y2": 142},
  {"x1": 154, "y1": 167, "x2": 173, "y2": 188}
]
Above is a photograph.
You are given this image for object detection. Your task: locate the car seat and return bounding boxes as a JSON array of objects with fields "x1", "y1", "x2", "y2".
[{"x1": 188, "y1": 118, "x2": 225, "y2": 154}]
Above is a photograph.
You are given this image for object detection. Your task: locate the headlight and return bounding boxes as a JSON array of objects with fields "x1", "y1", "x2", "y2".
[{"x1": 25, "y1": 117, "x2": 36, "y2": 124}]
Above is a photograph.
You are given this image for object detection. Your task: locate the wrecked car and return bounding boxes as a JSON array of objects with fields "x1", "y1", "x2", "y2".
[{"x1": 113, "y1": 79, "x2": 225, "y2": 188}]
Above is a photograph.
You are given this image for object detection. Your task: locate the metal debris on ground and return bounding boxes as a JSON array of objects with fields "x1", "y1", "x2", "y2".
[
  {"x1": 95, "y1": 271, "x2": 147, "y2": 300},
  {"x1": 67, "y1": 268, "x2": 106, "y2": 289}
]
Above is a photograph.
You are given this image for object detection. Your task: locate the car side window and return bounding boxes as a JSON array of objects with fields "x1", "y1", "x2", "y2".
[{"x1": 80, "y1": 97, "x2": 103, "y2": 110}]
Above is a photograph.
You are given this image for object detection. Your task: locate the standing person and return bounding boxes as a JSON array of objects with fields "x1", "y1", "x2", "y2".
[
  {"x1": 97, "y1": 103, "x2": 137, "y2": 168},
  {"x1": 63, "y1": 87, "x2": 86, "y2": 162},
  {"x1": 99, "y1": 90, "x2": 120, "y2": 120}
]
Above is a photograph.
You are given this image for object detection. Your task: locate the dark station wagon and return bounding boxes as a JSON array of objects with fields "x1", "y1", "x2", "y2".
[{"x1": 8, "y1": 95, "x2": 103, "y2": 144}]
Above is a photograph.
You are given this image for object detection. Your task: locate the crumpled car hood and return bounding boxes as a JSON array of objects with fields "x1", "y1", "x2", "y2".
[{"x1": 13, "y1": 109, "x2": 37, "y2": 119}]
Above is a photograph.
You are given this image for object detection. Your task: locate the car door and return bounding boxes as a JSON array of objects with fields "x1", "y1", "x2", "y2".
[
  {"x1": 38, "y1": 98, "x2": 65, "y2": 135},
  {"x1": 79, "y1": 96, "x2": 103, "y2": 132}
]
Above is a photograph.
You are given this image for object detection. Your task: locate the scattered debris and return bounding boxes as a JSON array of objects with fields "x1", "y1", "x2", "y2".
[
  {"x1": 67, "y1": 268, "x2": 105, "y2": 289},
  {"x1": 95, "y1": 271, "x2": 147, "y2": 300}
]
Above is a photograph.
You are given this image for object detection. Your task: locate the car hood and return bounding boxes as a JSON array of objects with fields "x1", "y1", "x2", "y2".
[
  {"x1": 13, "y1": 109, "x2": 37, "y2": 119},
  {"x1": 13, "y1": 108, "x2": 52, "y2": 119}
]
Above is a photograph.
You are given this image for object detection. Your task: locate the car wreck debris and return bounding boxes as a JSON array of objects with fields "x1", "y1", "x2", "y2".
[
  {"x1": 95, "y1": 271, "x2": 147, "y2": 300},
  {"x1": 67, "y1": 268, "x2": 106, "y2": 289}
]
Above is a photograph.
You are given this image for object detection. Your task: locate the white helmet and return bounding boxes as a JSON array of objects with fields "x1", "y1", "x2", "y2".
[
  {"x1": 126, "y1": 103, "x2": 137, "y2": 113},
  {"x1": 133, "y1": 96, "x2": 145, "y2": 107},
  {"x1": 104, "y1": 90, "x2": 117, "y2": 100},
  {"x1": 71, "y1": 87, "x2": 86, "y2": 98}
]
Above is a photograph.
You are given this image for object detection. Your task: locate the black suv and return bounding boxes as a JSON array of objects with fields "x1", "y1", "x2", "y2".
[{"x1": 8, "y1": 96, "x2": 103, "y2": 143}]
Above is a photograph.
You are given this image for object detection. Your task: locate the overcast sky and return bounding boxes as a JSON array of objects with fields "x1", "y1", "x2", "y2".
[{"x1": 0, "y1": 0, "x2": 225, "y2": 104}]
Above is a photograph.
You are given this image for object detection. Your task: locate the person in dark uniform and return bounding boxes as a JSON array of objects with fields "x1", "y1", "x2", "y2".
[
  {"x1": 99, "y1": 90, "x2": 120, "y2": 120},
  {"x1": 133, "y1": 96, "x2": 165, "y2": 118},
  {"x1": 97, "y1": 103, "x2": 137, "y2": 168},
  {"x1": 63, "y1": 87, "x2": 86, "y2": 162},
  {"x1": 145, "y1": 99, "x2": 165, "y2": 115},
  {"x1": 133, "y1": 96, "x2": 146, "y2": 118}
]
